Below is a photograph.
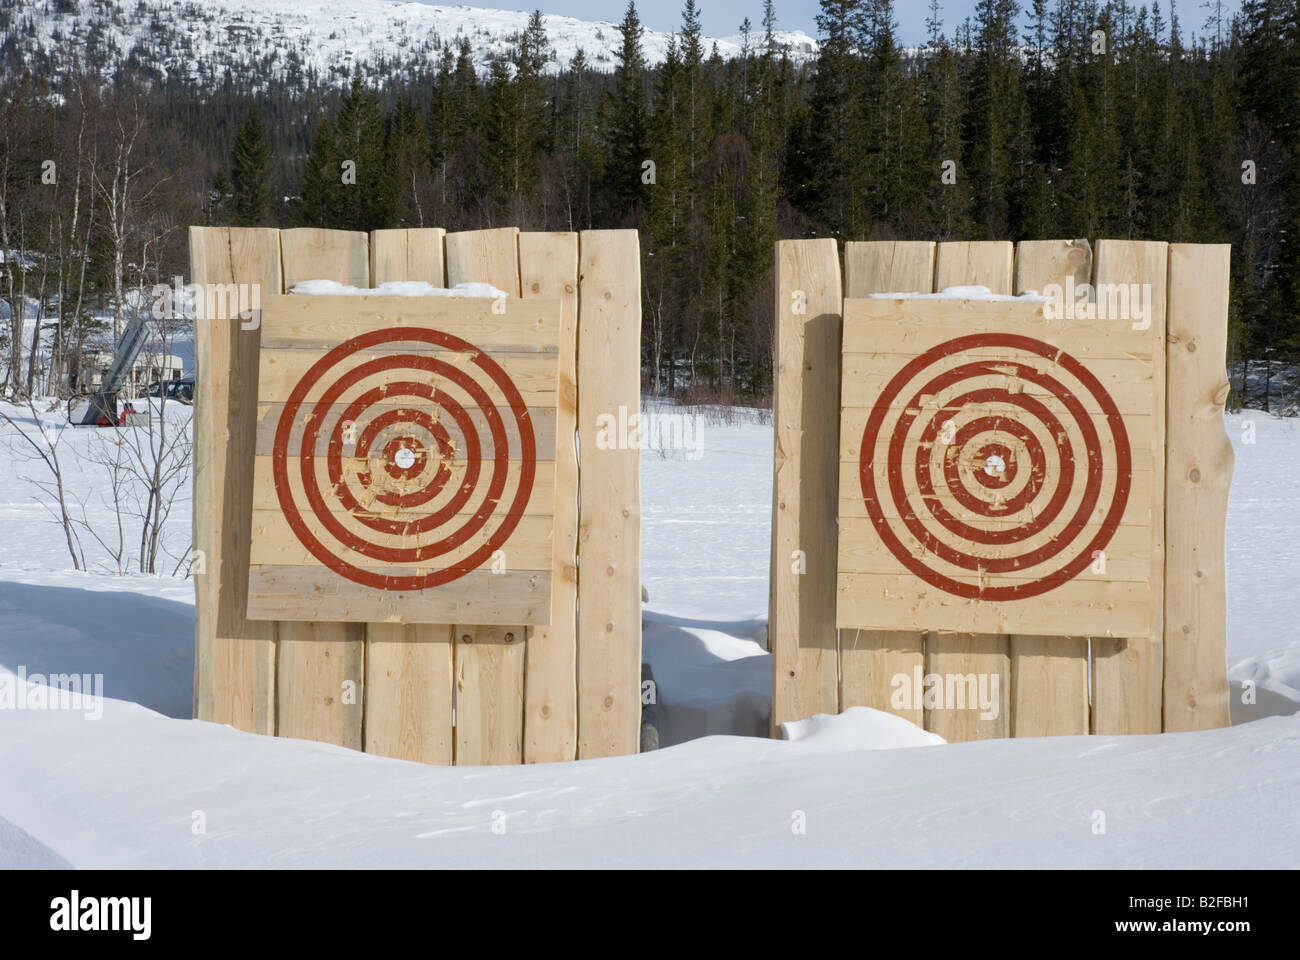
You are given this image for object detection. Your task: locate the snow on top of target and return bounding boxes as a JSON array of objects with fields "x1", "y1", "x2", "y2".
[
  {"x1": 289, "y1": 280, "x2": 508, "y2": 299},
  {"x1": 869, "y1": 285, "x2": 1049, "y2": 302}
]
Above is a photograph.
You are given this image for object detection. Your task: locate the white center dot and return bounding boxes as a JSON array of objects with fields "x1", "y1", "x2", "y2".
[
  {"x1": 394, "y1": 447, "x2": 417, "y2": 470},
  {"x1": 984, "y1": 454, "x2": 1006, "y2": 476}
]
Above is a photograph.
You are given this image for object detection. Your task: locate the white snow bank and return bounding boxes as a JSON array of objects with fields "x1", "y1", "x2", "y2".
[
  {"x1": 289, "y1": 280, "x2": 508, "y2": 299},
  {"x1": 781, "y1": 706, "x2": 947, "y2": 749},
  {"x1": 4, "y1": 667, "x2": 1300, "y2": 868},
  {"x1": 869, "y1": 285, "x2": 1049, "y2": 301}
]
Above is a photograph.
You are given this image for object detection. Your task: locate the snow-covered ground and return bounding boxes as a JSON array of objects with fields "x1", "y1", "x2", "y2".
[{"x1": 0, "y1": 399, "x2": 1297, "y2": 868}]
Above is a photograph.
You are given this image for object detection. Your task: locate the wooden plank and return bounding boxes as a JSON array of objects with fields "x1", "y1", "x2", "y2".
[
  {"x1": 1009, "y1": 635, "x2": 1090, "y2": 736},
  {"x1": 1091, "y1": 636, "x2": 1163, "y2": 734},
  {"x1": 364, "y1": 622, "x2": 453, "y2": 764},
  {"x1": 922, "y1": 242, "x2": 1013, "y2": 738},
  {"x1": 370, "y1": 227, "x2": 446, "y2": 286},
  {"x1": 248, "y1": 566, "x2": 551, "y2": 624},
  {"x1": 519, "y1": 232, "x2": 580, "y2": 763},
  {"x1": 844, "y1": 240, "x2": 935, "y2": 296},
  {"x1": 280, "y1": 228, "x2": 370, "y2": 288},
  {"x1": 256, "y1": 293, "x2": 559, "y2": 352},
  {"x1": 934, "y1": 241, "x2": 1015, "y2": 294},
  {"x1": 444, "y1": 227, "x2": 527, "y2": 762},
  {"x1": 454, "y1": 624, "x2": 524, "y2": 764},
  {"x1": 838, "y1": 242, "x2": 934, "y2": 721},
  {"x1": 1090, "y1": 238, "x2": 1169, "y2": 734},
  {"x1": 276, "y1": 620, "x2": 365, "y2": 749},
  {"x1": 924, "y1": 632, "x2": 1010, "y2": 741},
  {"x1": 190, "y1": 226, "x2": 280, "y2": 734},
  {"x1": 576, "y1": 229, "x2": 643, "y2": 758},
  {"x1": 364, "y1": 228, "x2": 455, "y2": 764},
  {"x1": 770, "y1": 238, "x2": 842, "y2": 733},
  {"x1": 1008, "y1": 239, "x2": 1094, "y2": 737},
  {"x1": 274, "y1": 229, "x2": 370, "y2": 748},
  {"x1": 1163, "y1": 244, "x2": 1233, "y2": 732},
  {"x1": 445, "y1": 228, "x2": 522, "y2": 296}
]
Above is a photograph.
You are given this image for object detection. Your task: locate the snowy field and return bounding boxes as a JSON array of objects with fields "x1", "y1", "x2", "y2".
[{"x1": 0, "y1": 398, "x2": 1297, "y2": 868}]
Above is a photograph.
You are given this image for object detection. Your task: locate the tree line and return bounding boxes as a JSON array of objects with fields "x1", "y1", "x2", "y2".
[{"x1": 3, "y1": 1, "x2": 1299, "y2": 410}]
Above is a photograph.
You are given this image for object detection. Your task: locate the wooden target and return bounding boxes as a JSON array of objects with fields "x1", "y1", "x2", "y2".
[
  {"x1": 246, "y1": 294, "x2": 560, "y2": 625},
  {"x1": 837, "y1": 297, "x2": 1163, "y2": 638}
]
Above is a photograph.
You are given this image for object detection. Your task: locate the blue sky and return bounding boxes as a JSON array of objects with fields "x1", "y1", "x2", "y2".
[{"x1": 429, "y1": 1, "x2": 1240, "y2": 46}]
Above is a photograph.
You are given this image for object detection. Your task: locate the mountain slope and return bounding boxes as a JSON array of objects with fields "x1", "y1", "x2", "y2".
[{"x1": 4, "y1": 0, "x2": 818, "y2": 87}]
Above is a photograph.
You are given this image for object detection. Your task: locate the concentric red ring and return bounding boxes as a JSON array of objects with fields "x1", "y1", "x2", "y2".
[
  {"x1": 859, "y1": 333, "x2": 1131, "y2": 600},
  {"x1": 272, "y1": 327, "x2": 536, "y2": 591}
]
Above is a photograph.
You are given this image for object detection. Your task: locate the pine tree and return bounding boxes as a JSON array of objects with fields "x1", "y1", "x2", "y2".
[
  {"x1": 608, "y1": 1, "x2": 649, "y2": 213},
  {"x1": 229, "y1": 106, "x2": 272, "y2": 226}
]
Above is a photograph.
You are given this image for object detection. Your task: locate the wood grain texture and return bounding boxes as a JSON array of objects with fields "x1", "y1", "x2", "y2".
[
  {"x1": 190, "y1": 225, "x2": 280, "y2": 734},
  {"x1": 445, "y1": 228, "x2": 522, "y2": 297},
  {"x1": 1090, "y1": 239, "x2": 1169, "y2": 734},
  {"x1": 364, "y1": 623, "x2": 454, "y2": 764},
  {"x1": 370, "y1": 228, "x2": 446, "y2": 286},
  {"x1": 837, "y1": 241, "x2": 934, "y2": 719},
  {"x1": 770, "y1": 239, "x2": 842, "y2": 733},
  {"x1": 443, "y1": 226, "x2": 529, "y2": 762},
  {"x1": 924, "y1": 632, "x2": 1010, "y2": 741},
  {"x1": 934, "y1": 241, "x2": 1015, "y2": 294},
  {"x1": 280, "y1": 228, "x2": 370, "y2": 288},
  {"x1": 519, "y1": 232, "x2": 580, "y2": 763},
  {"x1": 1164, "y1": 244, "x2": 1233, "y2": 732},
  {"x1": 454, "y1": 624, "x2": 524, "y2": 764},
  {"x1": 1009, "y1": 239, "x2": 1093, "y2": 737},
  {"x1": 576, "y1": 229, "x2": 643, "y2": 758},
  {"x1": 273, "y1": 229, "x2": 369, "y2": 747},
  {"x1": 276, "y1": 620, "x2": 365, "y2": 748},
  {"x1": 922, "y1": 242, "x2": 1012, "y2": 739},
  {"x1": 1091, "y1": 636, "x2": 1163, "y2": 734}
]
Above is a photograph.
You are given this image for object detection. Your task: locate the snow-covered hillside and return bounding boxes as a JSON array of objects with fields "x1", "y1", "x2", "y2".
[{"x1": 5, "y1": 0, "x2": 819, "y2": 87}]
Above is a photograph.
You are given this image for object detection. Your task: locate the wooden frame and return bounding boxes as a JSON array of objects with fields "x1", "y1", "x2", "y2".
[
  {"x1": 771, "y1": 238, "x2": 1232, "y2": 740},
  {"x1": 190, "y1": 227, "x2": 643, "y2": 764}
]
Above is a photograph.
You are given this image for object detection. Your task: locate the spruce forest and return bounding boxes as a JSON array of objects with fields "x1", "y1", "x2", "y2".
[{"x1": 2, "y1": 0, "x2": 1299, "y2": 409}]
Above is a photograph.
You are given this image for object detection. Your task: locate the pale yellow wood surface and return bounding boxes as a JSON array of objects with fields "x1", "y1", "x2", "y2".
[
  {"x1": 364, "y1": 622, "x2": 454, "y2": 764},
  {"x1": 576, "y1": 229, "x2": 643, "y2": 758},
  {"x1": 1009, "y1": 635, "x2": 1090, "y2": 736},
  {"x1": 272, "y1": 229, "x2": 370, "y2": 747},
  {"x1": 838, "y1": 242, "x2": 935, "y2": 720},
  {"x1": 1089, "y1": 239, "x2": 1169, "y2": 733},
  {"x1": 1008, "y1": 239, "x2": 1094, "y2": 737},
  {"x1": 445, "y1": 228, "x2": 522, "y2": 297},
  {"x1": 1163, "y1": 244, "x2": 1233, "y2": 732},
  {"x1": 770, "y1": 238, "x2": 842, "y2": 733},
  {"x1": 924, "y1": 632, "x2": 1010, "y2": 741},
  {"x1": 934, "y1": 241, "x2": 1015, "y2": 293},
  {"x1": 257, "y1": 293, "x2": 559, "y2": 352},
  {"x1": 276, "y1": 620, "x2": 365, "y2": 749},
  {"x1": 922, "y1": 243, "x2": 1011, "y2": 737},
  {"x1": 280, "y1": 228, "x2": 370, "y2": 288},
  {"x1": 190, "y1": 226, "x2": 280, "y2": 734},
  {"x1": 444, "y1": 226, "x2": 530, "y2": 761},
  {"x1": 1091, "y1": 637, "x2": 1163, "y2": 734},
  {"x1": 247, "y1": 287, "x2": 559, "y2": 627},
  {"x1": 454, "y1": 624, "x2": 524, "y2": 764},
  {"x1": 248, "y1": 566, "x2": 551, "y2": 624},
  {"x1": 519, "y1": 232, "x2": 580, "y2": 763},
  {"x1": 370, "y1": 228, "x2": 446, "y2": 287},
  {"x1": 835, "y1": 296, "x2": 1160, "y2": 639}
]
